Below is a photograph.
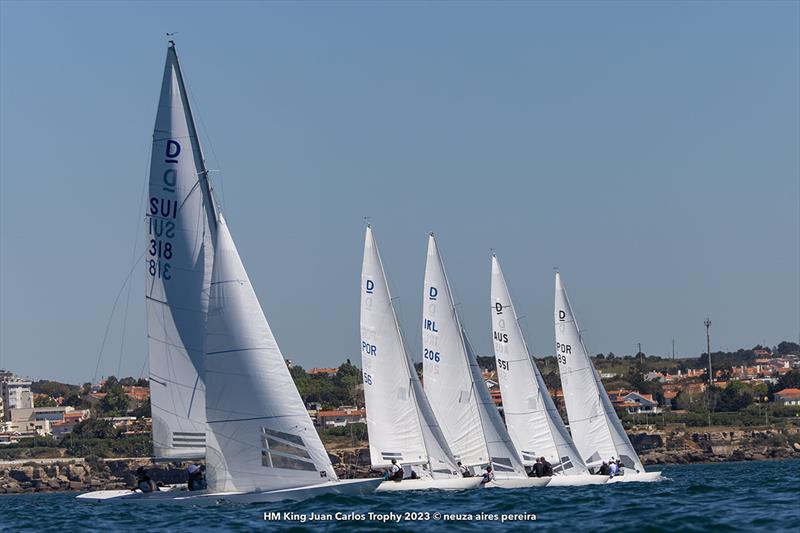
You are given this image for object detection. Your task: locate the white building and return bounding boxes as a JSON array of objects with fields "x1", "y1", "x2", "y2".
[{"x1": 0, "y1": 371, "x2": 34, "y2": 422}]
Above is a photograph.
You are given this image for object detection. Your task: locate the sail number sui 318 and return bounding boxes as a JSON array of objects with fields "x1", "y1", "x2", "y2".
[{"x1": 147, "y1": 139, "x2": 181, "y2": 280}]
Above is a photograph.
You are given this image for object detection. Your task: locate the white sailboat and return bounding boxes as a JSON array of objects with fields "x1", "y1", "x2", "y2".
[
  {"x1": 553, "y1": 272, "x2": 662, "y2": 483},
  {"x1": 422, "y1": 235, "x2": 547, "y2": 489},
  {"x1": 360, "y1": 227, "x2": 481, "y2": 492},
  {"x1": 77, "y1": 43, "x2": 381, "y2": 504},
  {"x1": 490, "y1": 256, "x2": 605, "y2": 486}
]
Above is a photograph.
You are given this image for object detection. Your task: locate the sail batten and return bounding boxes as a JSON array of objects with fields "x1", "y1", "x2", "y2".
[
  {"x1": 490, "y1": 256, "x2": 589, "y2": 475},
  {"x1": 422, "y1": 236, "x2": 525, "y2": 478},
  {"x1": 554, "y1": 272, "x2": 645, "y2": 472}
]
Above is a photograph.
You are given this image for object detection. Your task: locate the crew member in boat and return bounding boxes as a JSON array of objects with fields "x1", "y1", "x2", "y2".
[
  {"x1": 457, "y1": 461, "x2": 472, "y2": 477},
  {"x1": 530, "y1": 457, "x2": 545, "y2": 477},
  {"x1": 616, "y1": 459, "x2": 624, "y2": 476},
  {"x1": 597, "y1": 461, "x2": 610, "y2": 476},
  {"x1": 135, "y1": 467, "x2": 156, "y2": 493},
  {"x1": 187, "y1": 463, "x2": 206, "y2": 490},
  {"x1": 539, "y1": 457, "x2": 554, "y2": 477},
  {"x1": 609, "y1": 458, "x2": 619, "y2": 477},
  {"x1": 479, "y1": 466, "x2": 494, "y2": 485},
  {"x1": 388, "y1": 459, "x2": 403, "y2": 482}
]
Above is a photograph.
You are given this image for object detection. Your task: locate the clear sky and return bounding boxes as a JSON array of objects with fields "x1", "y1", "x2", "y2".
[{"x1": 1, "y1": 1, "x2": 798, "y2": 384}]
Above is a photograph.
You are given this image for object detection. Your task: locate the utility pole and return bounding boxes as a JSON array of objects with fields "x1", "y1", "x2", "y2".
[
  {"x1": 704, "y1": 318, "x2": 712, "y2": 384},
  {"x1": 672, "y1": 338, "x2": 675, "y2": 361},
  {"x1": 638, "y1": 342, "x2": 643, "y2": 365}
]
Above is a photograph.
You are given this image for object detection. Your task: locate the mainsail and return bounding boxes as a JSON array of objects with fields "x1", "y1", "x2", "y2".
[
  {"x1": 422, "y1": 235, "x2": 526, "y2": 478},
  {"x1": 360, "y1": 226, "x2": 458, "y2": 478},
  {"x1": 203, "y1": 216, "x2": 337, "y2": 492},
  {"x1": 490, "y1": 255, "x2": 588, "y2": 475},
  {"x1": 554, "y1": 272, "x2": 644, "y2": 472},
  {"x1": 145, "y1": 43, "x2": 216, "y2": 459}
]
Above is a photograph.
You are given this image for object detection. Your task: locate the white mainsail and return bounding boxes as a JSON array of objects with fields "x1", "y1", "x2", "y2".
[
  {"x1": 360, "y1": 226, "x2": 459, "y2": 479},
  {"x1": 422, "y1": 235, "x2": 526, "y2": 478},
  {"x1": 490, "y1": 256, "x2": 588, "y2": 475},
  {"x1": 204, "y1": 216, "x2": 337, "y2": 492},
  {"x1": 554, "y1": 272, "x2": 645, "y2": 472},
  {"x1": 145, "y1": 43, "x2": 216, "y2": 459}
]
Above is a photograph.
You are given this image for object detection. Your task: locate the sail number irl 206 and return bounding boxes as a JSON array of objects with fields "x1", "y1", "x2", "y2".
[{"x1": 147, "y1": 139, "x2": 183, "y2": 281}]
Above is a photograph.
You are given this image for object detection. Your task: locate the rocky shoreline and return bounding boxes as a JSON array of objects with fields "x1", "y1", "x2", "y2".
[{"x1": 2, "y1": 427, "x2": 798, "y2": 494}]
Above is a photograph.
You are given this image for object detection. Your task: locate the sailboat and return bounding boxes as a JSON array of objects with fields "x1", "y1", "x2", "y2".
[
  {"x1": 422, "y1": 234, "x2": 547, "y2": 489},
  {"x1": 489, "y1": 256, "x2": 605, "y2": 486},
  {"x1": 77, "y1": 43, "x2": 381, "y2": 504},
  {"x1": 360, "y1": 227, "x2": 481, "y2": 492},
  {"x1": 553, "y1": 272, "x2": 662, "y2": 483}
]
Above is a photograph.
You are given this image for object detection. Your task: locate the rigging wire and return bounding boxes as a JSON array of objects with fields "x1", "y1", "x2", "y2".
[{"x1": 117, "y1": 144, "x2": 152, "y2": 377}]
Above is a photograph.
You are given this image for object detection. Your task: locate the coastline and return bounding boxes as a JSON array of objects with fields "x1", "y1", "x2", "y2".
[{"x1": 1, "y1": 425, "x2": 798, "y2": 494}]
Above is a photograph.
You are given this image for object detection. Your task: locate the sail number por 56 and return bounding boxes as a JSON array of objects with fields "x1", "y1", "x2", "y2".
[{"x1": 423, "y1": 348, "x2": 441, "y2": 363}]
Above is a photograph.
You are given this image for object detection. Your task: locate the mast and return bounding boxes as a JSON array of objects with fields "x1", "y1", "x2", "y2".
[{"x1": 168, "y1": 41, "x2": 219, "y2": 232}]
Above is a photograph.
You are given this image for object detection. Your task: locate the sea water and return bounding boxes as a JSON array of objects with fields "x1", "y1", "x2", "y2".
[{"x1": 1, "y1": 459, "x2": 798, "y2": 531}]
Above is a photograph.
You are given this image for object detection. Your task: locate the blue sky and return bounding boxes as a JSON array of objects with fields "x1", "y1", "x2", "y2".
[{"x1": 1, "y1": 1, "x2": 798, "y2": 384}]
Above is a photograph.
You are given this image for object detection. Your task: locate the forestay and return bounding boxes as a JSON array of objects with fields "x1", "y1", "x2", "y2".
[
  {"x1": 360, "y1": 227, "x2": 459, "y2": 478},
  {"x1": 204, "y1": 216, "x2": 337, "y2": 493},
  {"x1": 422, "y1": 235, "x2": 526, "y2": 478},
  {"x1": 554, "y1": 272, "x2": 644, "y2": 472},
  {"x1": 490, "y1": 256, "x2": 588, "y2": 475},
  {"x1": 145, "y1": 44, "x2": 216, "y2": 459}
]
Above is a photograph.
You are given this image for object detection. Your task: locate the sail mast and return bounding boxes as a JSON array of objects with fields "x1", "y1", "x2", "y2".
[{"x1": 168, "y1": 41, "x2": 219, "y2": 232}]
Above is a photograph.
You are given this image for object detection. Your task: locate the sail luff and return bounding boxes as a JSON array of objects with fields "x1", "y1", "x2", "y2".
[
  {"x1": 146, "y1": 44, "x2": 215, "y2": 460},
  {"x1": 554, "y1": 272, "x2": 644, "y2": 472},
  {"x1": 490, "y1": 256, "x2": 588, "y2": 474},
  {"x1": 422, "y1": 235, "x2": 525, "y2": 478},
  {"x1": 167, "y1": 43, "x2": 219, "y2": 233}
]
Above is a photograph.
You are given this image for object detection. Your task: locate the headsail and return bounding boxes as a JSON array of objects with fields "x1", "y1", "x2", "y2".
[
  {"x1": 554, "y1": 272, "x2": 644, "y2": 472},
  {"x1": 204, "y1": 216, "x2": 337, "y2": 492},
  {"x1": 490, "y1": 256, "x2": 588, "y2": 475},
  {"x1": 145, "y1": 43, "x2": 215, "y2": 459},
  {"x1": 360, "y1": 226, "x2": 458, "y2": 478},
  {"x1": 422, "y1": 235, "x2": 526, "y2": 478}
]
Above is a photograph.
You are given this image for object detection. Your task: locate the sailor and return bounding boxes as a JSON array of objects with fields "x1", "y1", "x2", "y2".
[
  {"x1": 457, "y1": 461, "x2": 472, "y2": 478},
  {"x1": 616, "y1": 459, "x2": 624, "y2": 476},
  {"x1": 598, "y1": 461, "x2": 610, "y2": 476},
  {"x1": 540, "y1": 457, "x2": 554, "y2": 477},
  {"x1": 609, "y1": 458, "x2": 619, "y2": 477},
  {"x1": 531, "y1": 457, "x2": 545, "y2": 477},
  {"x1": 187, "y1": 463, "x2": 206, "y2": 490},
  {"x1": 135, "y1": 467, "x2": 156, "y2": 493},
  {"x1": 480, "y1": 466, "x2": 494, "y2": 485},
  {"x1": 389, "y1": 459, "x2": 403, "y2": 482}
]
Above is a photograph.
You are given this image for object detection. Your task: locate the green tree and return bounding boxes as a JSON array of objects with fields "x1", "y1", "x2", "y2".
[
  {"x1": 99, "y1": 385, "x2": 130, "y2": 416},
  {"x1": 71, "y1": 418, "x2": 119, "y2": 439},
  {"x1": 773, "y1": 370, "x2": 800, "y2": 392},
  {"x1": 34, "y1": 395, "x2": 57, "y2": 407}
]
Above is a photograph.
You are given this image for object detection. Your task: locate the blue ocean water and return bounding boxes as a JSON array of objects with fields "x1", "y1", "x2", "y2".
[{"x1": 1, "y1": 459, "x2": 798, "y2": 532}]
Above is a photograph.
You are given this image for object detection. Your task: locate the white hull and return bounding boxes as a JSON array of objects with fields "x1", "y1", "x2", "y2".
[
  {"x1": 607, "y1": 471, "x2": 663, "y2": 483},
  {"x1": 377, "y1": 477, "x2": 482, "y2": 492},
  {"x1": 484, "y1": 477, "x2": 550, "y2": 489},
  {"x1": 76, "y1": 478, "x2": 382, "y2": 505},
  {"x1": 546, "y1": 474, "x2": 608, "y2": 487}
]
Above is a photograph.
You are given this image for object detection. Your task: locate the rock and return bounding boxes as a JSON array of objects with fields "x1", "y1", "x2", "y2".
[
  {"x1": 48, "y1": 479, "x2": 60, "y2": 489},
  {"x1": 793, "y1": 442, "x2": 800, "y2": 452},
  {"x1": 9, "y1": 467, "x2": 34, "y2": 483},
  {"x1": 68, "y1": 481, "x2": 84, "y2": 490}
]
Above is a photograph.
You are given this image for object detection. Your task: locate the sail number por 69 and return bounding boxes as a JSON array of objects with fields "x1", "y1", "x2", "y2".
[
  {"x1": 556, "y1": 342, "x2": 571, "y2": 365},
  {"x1": 423, "y1": 348, "x2": 440, "y2": 363}
]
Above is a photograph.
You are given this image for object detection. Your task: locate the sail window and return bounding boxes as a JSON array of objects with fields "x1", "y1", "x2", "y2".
[
  {"x1": 490, "y1": 457, "x2": 516, "y2": 472},
  {"x1": 260, "y1": 427, "x2": 317, "y2": 471}
]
